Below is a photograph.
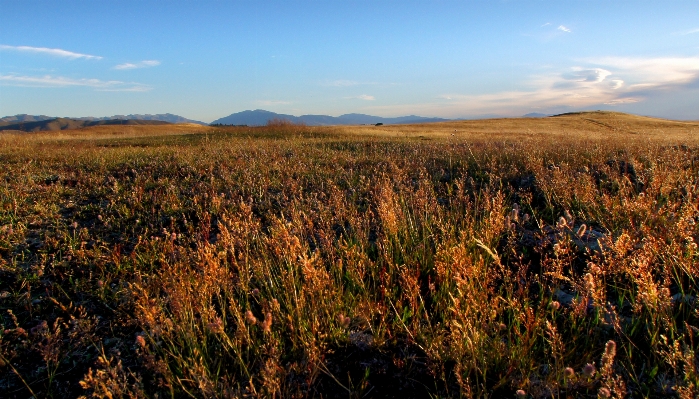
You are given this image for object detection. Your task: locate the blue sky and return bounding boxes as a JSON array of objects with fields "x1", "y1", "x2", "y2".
[{"x1": 1, "y1": 1, "x2": 699, "y2": 122}]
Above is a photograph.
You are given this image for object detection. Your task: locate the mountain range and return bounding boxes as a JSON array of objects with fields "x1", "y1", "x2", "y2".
[
  {"x1": 0, "y1": 113, "x2": 206, "y2": 126},
  {"x1": 1, "y1": 110, "x2": 555, "y2": 132},
  {"x1": 210, "y1": 110, "x2": 451, "y2": 126}
]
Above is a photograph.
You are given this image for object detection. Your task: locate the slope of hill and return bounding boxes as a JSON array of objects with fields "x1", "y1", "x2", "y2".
[
  {"x1": 0, "y1": 118, "x2": 172, "y2": 132},
  {"x1": 77, "y1": 113, "x2": 207, "y2": 125},
  {"x1": 0, "y1": 114, "x2": 56, "y2": 124},
  {"x1": 0, "y1": 113, "x2": 206, "y2": 126},
  {"x1": 211, "y1": 109, "x2": 450, "y2": 126}
]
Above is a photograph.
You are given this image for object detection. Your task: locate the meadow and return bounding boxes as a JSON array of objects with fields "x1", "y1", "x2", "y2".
[{"x1": 0, "y1": 112, "x2": 698, "y2": 398}]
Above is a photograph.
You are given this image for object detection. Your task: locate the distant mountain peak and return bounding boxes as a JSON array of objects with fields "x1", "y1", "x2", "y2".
[{"x1": 210, "y1": 110, "x2": 449, "y2": 126}]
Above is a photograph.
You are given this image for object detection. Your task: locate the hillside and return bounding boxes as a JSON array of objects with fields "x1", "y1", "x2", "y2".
[
  {"x1": 0, "y1": 114, "x2": 55, "y2": 124},
  {"x1": 0, "y1": 113, "x2": 206, "y2": 126},
  {"x1": 0, "y1": 118, "x2": 172, "y2": 132}
]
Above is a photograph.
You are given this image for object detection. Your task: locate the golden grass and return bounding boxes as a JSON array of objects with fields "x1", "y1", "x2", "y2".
[
  {"x1": 0, "y1": 112, "x2": 697, "y2": 398},
  {"x1": 333, "y1": 111, "x2": 699, "y2": 142}
]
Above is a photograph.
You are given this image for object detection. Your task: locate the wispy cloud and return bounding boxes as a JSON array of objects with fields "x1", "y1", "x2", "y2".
[
  {"x1": 256, "y1": 100, "x2": 291, "y2": 106},
  {"x1": 325, "y1": 79, "x2": 360, "y2": 87},
  {"x1": 604, "y1": 98, "x2": 640, "y2": 105},
  {"x1": 557, "y1": 25, "x2": 571, "y2": 33},
  {"x1": 676, "y1": 28, "x2": 699, "y2": 35},
  {"x1": 0, "y1": 74, "x2": 151, "y2": 91},
  {"x1": 0, "y1": 45, "x2": 102, "y2": 60},
  {"x1": 113, "y1": 60, "x2": 161, "y2": 70},
  {"x1": 584, "y1": 56, "x2": 699, "y2": 89},
  {"x1": 345, "y1": 94, "x2": 375, "y2": 101},
  {"x1": 97, "y1": 86, "x2": 153, "y2": 92},
  {"x1": 366, "y1": 56, "x2": 699, "y2": 117},
  {"x1": 561, "y1": 68, "x2": 611, "y2": 83}
]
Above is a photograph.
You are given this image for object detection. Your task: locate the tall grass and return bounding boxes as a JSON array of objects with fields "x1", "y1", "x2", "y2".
[{"x1": 0, "y1": 119, "x2": 697, "y2": 397}]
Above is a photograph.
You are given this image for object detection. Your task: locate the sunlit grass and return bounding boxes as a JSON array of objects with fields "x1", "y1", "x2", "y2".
[{"x1": 0, "y1": 114, "x2": 697, "y2": 398}]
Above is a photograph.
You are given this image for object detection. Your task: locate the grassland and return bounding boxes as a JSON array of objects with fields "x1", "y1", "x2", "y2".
[{"x1": 0, "y1": 112, "x2": 698, "y2": 398}]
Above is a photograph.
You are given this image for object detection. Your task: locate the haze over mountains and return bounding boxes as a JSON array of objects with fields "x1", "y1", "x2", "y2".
[
  {"x1": 210, "y1": 109, "x2": 451, "y2": 126},
  {"x1": 0, "y1": 113, "x2": 206, "y2": 126},
  {"x1": 0, "y1": 110, "x2": 565, "y2": 132},
  {"x1": 0, "y1": 118, "x2": 172, "y2": 132}
]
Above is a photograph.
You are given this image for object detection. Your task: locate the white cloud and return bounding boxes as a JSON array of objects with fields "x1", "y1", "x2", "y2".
[
  {"x1": 0, "y1": 45, "x2": 102, "y2": 60},
  {"x1": 677, "y1": 28, "x2": 699, "y2": 35},
  {"x1": 541, "y1": 23, "x2": 551, "y2": 27},
  {"x1": 609, "y1": 79, "x2": 624, "y2": 90},
  {"x1": 363, "y1": 55, "x2": 699, "y2": 117},
  {"x1": 0, "y1": 74, "x2": 151, "y2": 91},
  {"x1": 563, "y1": 68, "x2": 611, "y2": 83},
  {"x1": 114, "y1": 60, "x2": 161, "y2": 70},
  {"x1": 557, "y1": 25, "x2": 571, "y2": 33},
  {"x1": 584, "y1": 56, "x2": 699, "y2": 89}
]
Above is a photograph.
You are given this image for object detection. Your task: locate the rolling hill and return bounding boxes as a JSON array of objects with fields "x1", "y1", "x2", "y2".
[
  {"x1": 0, "y1": 113, "x2": 206, "y2": 126},
  {"x1": 0, "y1": 118, "x2": 172, "y2": 132}
]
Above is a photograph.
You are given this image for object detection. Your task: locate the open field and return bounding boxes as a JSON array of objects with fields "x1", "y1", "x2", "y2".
[{"x1": 1, "y1": 112, "x2": 698, "y2": 398}]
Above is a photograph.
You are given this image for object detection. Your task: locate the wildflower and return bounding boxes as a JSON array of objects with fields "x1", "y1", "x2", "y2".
[
  {"x1": 207, "y1": 317, "x2": 224, "y2": 334},
  {"x1": 601, "y1": 340, "x2": 617, "y2": 375},
  {"x1": 72, "y1": 221, "x2": 78, "y2": 229},
  {"x1": 516, "y1": 389, "x2": 527, "y2": 398},
  {"x1": 30, "y1": 320, "x2": 48, "y2": 335},
  {"x1": 598, "y1": 387, "x2": 611, "y2": 398},
  {"x1": 251, "y1": 288, "x2": 260, "y2": 297},
  {"x1": 550, "y1": 301, "x2": 561, "y2": 310},
  {"x1": 584, "y1": 273, "x2": 595, "y2": 291},
  {"x1": 135, "y1": 335, "x2": 147, "y2": 348},
  {"x1": 604, "y1": 340, "x2": 616, "y2": 358},
  {"x1": 564, "y1": 367, "x2": 575, "y2": 378},
  {"x1": 583, "y1": 363, "x2": 596, "y2": 377},
  {"x1": 262, "y1": 313, "x2": 273, "y2": 333},
  {"x1": 338, "y1": 314, "x2": 350, "y2": 328},
  {"x1": 245, "y1": 310, "x2": 257, "y2": 325},
  {"x1": 510, "y1": 206, "x2": 519, "y2": 222}
]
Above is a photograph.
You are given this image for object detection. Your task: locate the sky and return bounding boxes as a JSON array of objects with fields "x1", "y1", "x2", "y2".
[{"x1": 1, "y1": 1, "x2": 699, "y2": 123}]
